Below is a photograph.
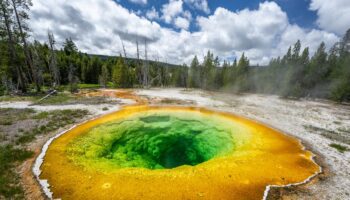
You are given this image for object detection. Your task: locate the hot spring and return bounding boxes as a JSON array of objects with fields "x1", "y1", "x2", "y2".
[{"x1": 39, "y1": 106, "x2": 320, "y2": 200}]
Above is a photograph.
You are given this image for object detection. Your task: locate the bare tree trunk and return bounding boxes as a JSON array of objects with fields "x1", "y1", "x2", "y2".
[
  {"x1": 0, "y1": 0, "x2": 27, "y2": 92},
  {"x1": 153, "y1": 55, "x2": 162, "y2": 87},
  {"x1": 32, "y1": 46, "x2": 43, "y2": 88},
  {"x1": 48, "y1": 31, "x2": 60, "y2": 87},
  {"x1": 120, "y1": 38, "x2": 127, "y2": 58},
  {"x1": 136, "y1": 40, "x2": 140, "y2": 61},
  {"x1": 10, "y1": 0, "x2": 40, "y2": 92},
  {"x1": 143, "y1": 39, "x2": 149, "y2": 88},
  {"x1": 68, "y1": 63, "x2": 78, "y2": 93},
  {"x1": 136, "y1": 39, "x2": 143, "y2": 86}
]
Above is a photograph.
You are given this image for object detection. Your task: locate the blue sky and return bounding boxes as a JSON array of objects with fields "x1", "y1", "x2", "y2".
[{"x1": 30, "y1": 0, "x2": 350, "y2": 64}]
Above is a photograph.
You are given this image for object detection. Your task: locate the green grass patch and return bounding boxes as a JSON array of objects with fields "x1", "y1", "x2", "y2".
[
  {"x1": 0, "y1": 133, "x2": 7, "y2": 142},
  {"x1": 0, "y1": 108, "x2": 35, "y2": 126},
  {"x1": 329, "y1": 143, "x2": 348, "y2": 153},
  {"x1": 0, "y1": 119, "x2": 13, "y2": 126},
  {"x1": 0, "y1": 95, "x2": 37, "y2": 102},
  {"x1": 35, "y1": 93, "x2": 74, "y2": 105},
  {"x1": 16, "y1": 109, "x2": 89, "y2": 145},
  {"x1": 0, "y1": 92, "x2": 78, "y2": 105},
  {"x1": 107, "y1": 82, "x2": 114, "y2": 88},
  {"x1": 16, "y1": 133, "x2": 36, "y2": 144},
  {"x1": 337, "y1": 127, "x2": 350, "y2": 134},
  {"x1": 78, "y1": 84, "x2": 101, "y2": 89},
  {"x1": 0, "y1": 145, "x2": 34, "y2": 199},
  {"x1": 0, "y1": 108, "x2": 89, "y2": 198},
  {"x1": 33, "y1": 111, "x2": 49, "y2": 120}
]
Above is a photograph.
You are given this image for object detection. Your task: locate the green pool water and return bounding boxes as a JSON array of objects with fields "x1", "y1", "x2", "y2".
[
  {"x1": 66, "y1": 112, "x2": 241, "y2": 170},
  {"x1": 41, "y1": 106, "x2": 320, "y2": 200}
]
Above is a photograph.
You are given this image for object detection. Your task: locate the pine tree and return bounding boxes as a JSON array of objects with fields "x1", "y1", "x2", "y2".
[
  {"x1": 68, "y1": 63, "x2": 78, "y2": 93},
  {"x1": 306, "y1": 42, "x2": 328, "y2": 89},
  {"x1": 112, "y1": 58, "x2": 122, "y2": 88},
  {"x1": 282, "y1": 46, "x2": 292, "y2": 64},
  {"x1": 80, "y1": 54, "x2": 89, "y2": 83},
  {"x1": 99, "y1": 64, "x2": 109, "y2": 88},
  {"x1": 330, "y1": 28, "x2": 350, "y2": 101},
  {"x1": 300, "y1": 47, "x2": 310, "y2": 66},
  {"x1": 189, "y1": 55, "x2": 200, "y2": 88},
  {"x1": 31, "y1": 41, "x2": 44, "y2": 90},
  {"x1": 112, "y1": 56, "x2": 130, "y2": 88},
  {"x1": 237, "y1": 53, "x2": 249, "y2": 75},
  {"x1": 292, "y1": 40, "x2": 301, "y2": 63},
  {"x1": 63, "y1": 38, "x2": 78, "y2": 56},
  {"x1": 0, "y1": 0, "x2": 27, "y2": 92},
  {"x1": 202, "y1": 51, "x2": 215, "y2": 89},
  {"x1": 10, "y1": 0, "x2": 40, "y2": 91},
  {"x1": 232, "y1": 58, "x2": 237, "y2": 67},
  {"x1": 222, "y1": 60, "x2": 230, "y2": 87},
  {"x1": 235, "y1": 53, "x2": 250, "y2": 92}
]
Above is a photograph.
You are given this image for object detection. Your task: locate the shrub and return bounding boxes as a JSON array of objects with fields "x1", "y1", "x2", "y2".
[{"x1": 329, "y1": 143, "x2": 348, "y2": 153}]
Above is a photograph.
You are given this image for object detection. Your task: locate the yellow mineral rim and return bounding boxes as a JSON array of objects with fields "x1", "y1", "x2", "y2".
[{"x1": 39, "y1": 105, "x2": 320, "y2": 200}]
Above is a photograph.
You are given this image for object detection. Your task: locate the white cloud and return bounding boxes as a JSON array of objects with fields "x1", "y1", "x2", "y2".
[
  {"x1": 277, "y1": 25, "x2": 338, "y2": 56},
  {"x1": 174, "y1": 16, "x2": 190, "y2": 30},
  {"x1": 197, "y1": 3, "x2": 289, "y2": 51},
  {"x1": 160, "y1": 0, "x2": 192, "y2": 30},
  {"x1": 30, "y1": 0, "x2": 161, "y2": 56},
  {"x1": 29, "y1": 1, "x2": 339, "y2": 65},
  {"x1": 195, "y1": 2, "x2": 338, "y2": 64},
  {"x1": 184, "y1": 0, "x2": 210, "y2": 14},
  {"x1": 128, "y1": 0, "x2": 147, "y2": 5},
  {"x1": 244, "y1": 24, "x2": 339, "y2": 64},
  {"x1": 310, "y1": 0, "x2": 350, "y2": 35},
  {"x1": 146, "y1": 6, "x2": 159, "y2": 20},
  {"x1": 161, "y1": 0, "x2": 184, "y2": 23},
  {"x1": 183, "y1": 10, "x2": 192, "y2": 20}
]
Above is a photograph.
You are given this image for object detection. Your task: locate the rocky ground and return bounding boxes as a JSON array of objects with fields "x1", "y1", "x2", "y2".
[{"x1": 0, "y1": 88, "x2": 349, "y2": 200}]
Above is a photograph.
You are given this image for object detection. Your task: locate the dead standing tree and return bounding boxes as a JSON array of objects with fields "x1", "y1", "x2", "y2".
[
  {"x1": 149, "y1": 54, "x2": 162, "y2": 87},
  {"x1": 120, "y1": 37, "x2": 127, "y2": 58},
  {"x1": 136, "y1": 38, "x2": 143, "y2": 86},
  {"x1": 31, "y1": 43, "x2": 43, "y2": 88},
  {"x1": 142, "y1": 39, "x2": 149, "y2": 88},
  {"x1": 68, "y1": 63, "x2": 78, "y2": 93},
  {"x1": 48, "y1": 31, "x2": 60, "y2": 87}
]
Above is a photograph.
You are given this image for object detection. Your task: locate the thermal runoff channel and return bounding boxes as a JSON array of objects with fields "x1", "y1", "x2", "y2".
[{"x1": 40, "y1": 106, "x2": 320, "y2": 200}]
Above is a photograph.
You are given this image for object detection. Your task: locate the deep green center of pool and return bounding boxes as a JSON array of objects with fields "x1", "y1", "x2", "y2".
[{"x1": 67, "y1": 113, "x2": 238, "y2": 170}]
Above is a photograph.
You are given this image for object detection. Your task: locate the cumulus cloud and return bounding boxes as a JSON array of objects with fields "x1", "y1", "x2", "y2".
[
  {"x1": 160, "y1": 0, "x2": 192, "y2": 30},
  {"x1": 194, "y1": 2, "x2": 338, "y2": 64},
  {"x1": 174, "y1": 16, "x2": 190, "y2": 30},
  {"x1": 146, "y1": 6, "x2": 160, "y2": 20},
  {"x1": 197, "y1": 3, "x2": 289, "y2": 51},
  {"x1": 30, "y1": 0, "x2": 161, "y2": 56},
  {"x1": 29, "y1": 0, "x2": 339, "y2": 65},
  {"x1": 184, "y1": 0, "x2": 210, "y2": 14},
  {"x1": 128, "y1": 0, "x2": 147, "y2": 5},
  {"x1": 161, "y1": 0, "x2": 184, "y2": 23},
  {"x1": 244, "y1": 25, "x2": 338, "y2": 64},
  {"x1": 310, "y1": 0, "x2": 350, "y2": 35}
]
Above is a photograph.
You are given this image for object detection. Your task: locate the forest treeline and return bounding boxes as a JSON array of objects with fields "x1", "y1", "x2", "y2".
[{"x1": 1, "y1": 0, "x2": 349, "y2": 101}]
